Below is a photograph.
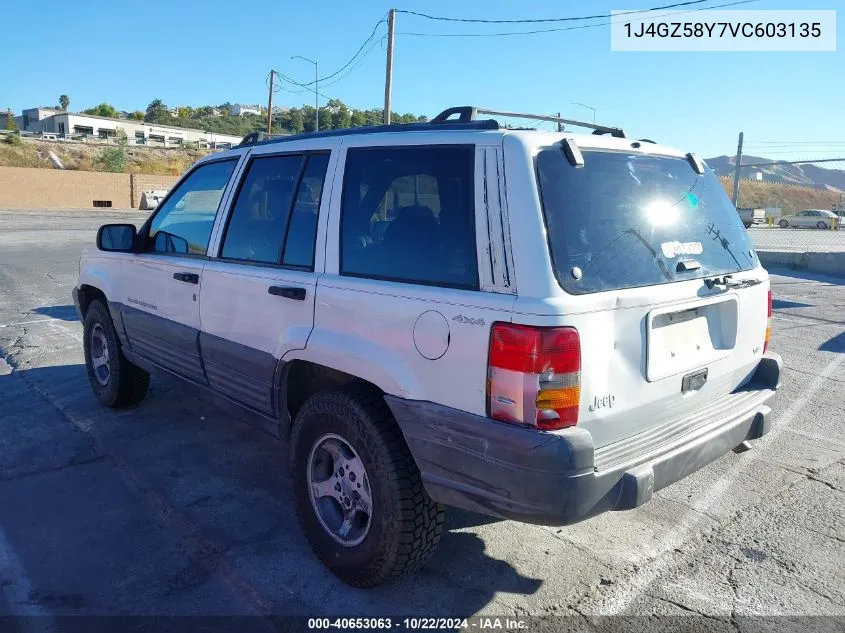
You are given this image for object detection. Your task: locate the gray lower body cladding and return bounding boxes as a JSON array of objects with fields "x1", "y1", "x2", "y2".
[
  {"x1": 120, "y1": 304, "x2": 206, "y2": 383},
  {"x1": 386, "y1": 353, "x2": 782, "y2": 526},
  {"x1": 78, "y1": 294, "x2": 286, "y2": 433}
]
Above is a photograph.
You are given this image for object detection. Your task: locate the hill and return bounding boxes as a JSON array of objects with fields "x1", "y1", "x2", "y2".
[
  {"x1": 717, "y1": 176, "x2": 840, "y2": 215},
  {"x1": 706, "y1": 154, "x2": 845, "y2": 191},
  {"x1": 0, "y1": 137, "x2": 207, "y2": 175}
]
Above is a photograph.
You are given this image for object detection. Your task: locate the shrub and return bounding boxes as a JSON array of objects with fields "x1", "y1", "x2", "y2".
[{"x1": 94, "y1": 134, "x2": 128, "y2": 173}]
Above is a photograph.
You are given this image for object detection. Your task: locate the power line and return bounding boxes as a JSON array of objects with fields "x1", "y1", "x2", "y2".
[
  {"x1": 742, "y1": 157, "x2": 845, "y2": 167},
  {"x1": 297, "y1": 17, "x2": 387, "y2": 87},
  {"x1": 395, "y1": 0, "x2": 715, "y2": 24},
  {"x1": 739, "y1": 150, "x2": 845, "y2": 156},
  {"x1": 318, "y1": 36, "x2": 386, "y2": 90},
  {"x1": 747, "y1": 142, "x2": 845, "y2": 146},
  {"x1": 396, "y1": 0, "x2": 757, "y2": 37},
  {"x1": 275, "y1": 71, "x2": 336, "y2": 102}
]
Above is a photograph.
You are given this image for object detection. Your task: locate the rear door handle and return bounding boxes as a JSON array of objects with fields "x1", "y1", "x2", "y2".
[
  {"x1": 268, "y1": 286, "x2": 306, "y2": 301},
  {"x1": 173, "y1": 272, "x2": 199, "y2": 284}
]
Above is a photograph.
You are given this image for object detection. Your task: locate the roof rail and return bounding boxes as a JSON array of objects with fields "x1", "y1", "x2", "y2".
[
  {"x1": 239, "y1": 131, "x2": 286, "y2": 146},
  {"x1": 237, "y1": 119, "x2": 499, "y2": 148},
  {"x1": 430, "y1": 106, "x2": 626, "y2": 139}
]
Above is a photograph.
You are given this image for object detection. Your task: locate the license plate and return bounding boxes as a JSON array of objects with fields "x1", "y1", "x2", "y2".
[{"x1": 682, "y1": 368, "x2": 708, "y2": 394}]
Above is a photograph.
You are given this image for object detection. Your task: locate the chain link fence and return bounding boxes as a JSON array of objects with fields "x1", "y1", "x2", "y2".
[{"x1": 723, "y1": 158, "x2": 845, "y2": 254}]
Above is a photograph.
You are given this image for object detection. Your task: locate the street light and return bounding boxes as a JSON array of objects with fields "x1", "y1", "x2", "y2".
[
  {"x1": 571, "y1": 102, "x2": 597, "y2": 124},
  {"x1": 291, "y1": 55, "x2": 319, "y2": 132}
]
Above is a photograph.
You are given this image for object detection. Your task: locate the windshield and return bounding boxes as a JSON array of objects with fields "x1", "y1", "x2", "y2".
[{"x1": 536, "y1": 148, "x2": 757, "y2": 294}]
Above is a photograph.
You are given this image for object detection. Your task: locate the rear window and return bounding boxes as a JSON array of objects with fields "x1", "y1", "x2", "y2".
[{"x1": 536, "y1": 149, "x2": 757, "y2": 294}]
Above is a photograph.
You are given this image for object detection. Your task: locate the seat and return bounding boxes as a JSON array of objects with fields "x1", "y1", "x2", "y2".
[{"x1": 382, "y1": 205, "x2": 443, "y2": 281}]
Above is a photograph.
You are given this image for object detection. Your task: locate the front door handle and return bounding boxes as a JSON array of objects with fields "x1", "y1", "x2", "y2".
[
  {"x1": 268, "y1": 286, "x2": 306, "y2": 301},
  {"x1": 173, "y1": 272, "x2": 199, "y2": 284}
]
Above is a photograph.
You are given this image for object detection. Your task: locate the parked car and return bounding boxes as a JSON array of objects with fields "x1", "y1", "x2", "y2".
[
  {"x1": 778, "y1": 209, "x2": 839, "y2": 229},
  {"x1": 74, "y1": 106, "x2": 781, "y2": 587},
  {"x1": 737, "y1": 207, "x2": 766, "y2": 228}
]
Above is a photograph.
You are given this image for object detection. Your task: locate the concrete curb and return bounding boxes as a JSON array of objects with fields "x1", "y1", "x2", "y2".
[{"x1": 758, "y1": 250, "x2": 845, "y2": 279}]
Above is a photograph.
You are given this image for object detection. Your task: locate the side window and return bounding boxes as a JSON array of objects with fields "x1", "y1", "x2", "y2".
[
  {"x1": 340, "y1": 146, "x2": 477, "y2": 289},
  {"x1": 221, "y1": 155, "x2": 303, "y2": 264},
  {"x1": 283, "y1": 154, "x2": 330, "y2": 268},
  {"x1": 146, "y1": 159, "x2": 237, "y2": 255}
]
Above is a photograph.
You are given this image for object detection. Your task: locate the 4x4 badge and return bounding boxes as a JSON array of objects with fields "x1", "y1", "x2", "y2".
[{"x1": 452, "y1": 315, "x2": 485, "y2": 326}]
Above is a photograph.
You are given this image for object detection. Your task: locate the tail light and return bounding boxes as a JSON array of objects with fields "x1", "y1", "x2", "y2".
[
  {"x1": 764, "y1": 288, "x2": 772, "y2": 353},
  {"x1": 487, "y1": 323, "x2": 581, "y2": 430}
]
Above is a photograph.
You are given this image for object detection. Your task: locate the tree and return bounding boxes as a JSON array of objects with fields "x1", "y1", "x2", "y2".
[
  {"x1": 130, "y1": 111, "x2": 145, "y2": 121},
  {"x1": 5, "y1": 111, "x2": 16, "y2": 131},
  {"x1": 301, "y1": 106, "x2": 316, "y2": 133},
  {"x1": 145, "y1": 99, "x2": 169, "y2": 123},
  {"x1": 82, "y1": 103, "x2": 117, "y2": 118},
  {"x1": 331, "y1": 105, "x2": 351, "y2": 130},
  {"x1": 59, "y1": 95, "x2": 70, "y2": 111},
  {"x1": 350, "y1": 110, "x2": 367, "y2": 128}
]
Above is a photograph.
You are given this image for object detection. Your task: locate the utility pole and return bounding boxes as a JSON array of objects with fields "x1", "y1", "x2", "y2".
[
  {"x1": 731, "y1": 131, "x2": 744, "y2": 207},
  {"x1": 556, "y1": 112, "x2": 562, "y2": 132},
  {"x1": 315, "y1": 62, "x2": 319, "y2": 132},
  {"x1": 384, "y1": 8, "x2": 396, "y2": 125},
  {"x1": 266, "y1": 70, "x2": 274, "y2": 133}
]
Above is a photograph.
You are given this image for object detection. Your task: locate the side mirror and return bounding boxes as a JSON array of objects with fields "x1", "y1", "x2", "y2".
[
  {"x1": 96, "y1": 224, "x2": 136, "y2": 252},
  {"x1": 153, "y1": 230, "x2": 189, "y2": 254}
]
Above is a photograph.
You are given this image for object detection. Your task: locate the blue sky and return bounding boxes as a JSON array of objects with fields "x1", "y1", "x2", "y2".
[{"x1": 1, "y1": 0, "x2": 841, "y2": 159}]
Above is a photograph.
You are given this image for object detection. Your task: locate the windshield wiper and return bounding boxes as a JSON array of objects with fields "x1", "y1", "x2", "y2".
[{"x1": 704, "y1": 274, "x2": 762, "y2": 290}]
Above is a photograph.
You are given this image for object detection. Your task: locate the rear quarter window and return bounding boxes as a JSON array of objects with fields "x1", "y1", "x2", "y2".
[
  {"x1": 536, "y1": 149, "x2": 757, "y2": 294},
  {"x1": 340, "y1": 145, "x2": 478, "y2": 289}
]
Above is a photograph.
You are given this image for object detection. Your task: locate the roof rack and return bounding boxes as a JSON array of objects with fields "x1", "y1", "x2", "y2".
[
  {"x1": 235, "y1": 105, "x2": 624, "y2": 148},
  {"x1": 237, "y1": 118, "x2": 499, "y2": 148},
  {"x1": 430, "y1": 106, "x2": 626, "y2": 138}
]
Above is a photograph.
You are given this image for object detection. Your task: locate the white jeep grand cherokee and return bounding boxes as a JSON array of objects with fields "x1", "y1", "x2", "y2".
[{"x1": 74, "y1": 106, "x2": 781, "y2": 587}]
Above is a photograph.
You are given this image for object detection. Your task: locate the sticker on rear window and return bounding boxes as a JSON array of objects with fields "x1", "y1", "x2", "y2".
[{"x1": 661, "y1": 241, "x2": 704, "y2": 258}]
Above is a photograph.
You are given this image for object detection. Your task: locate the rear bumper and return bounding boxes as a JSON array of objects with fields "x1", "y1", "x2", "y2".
[{"x1": 387, "y1": 353, "x2": 782, "y2": 526}]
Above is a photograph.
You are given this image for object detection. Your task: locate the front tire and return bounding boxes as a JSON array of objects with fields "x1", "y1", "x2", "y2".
[
  {"x1": 83, "y1": 299, "x2": 149, "y2": 407},
  {"x1": 779, "y1": 220, "x2": 789, "y2": 228},
  {"x1": 289, "y1": 385, "x2": 444, "y2": 587},
  {"x1": 817, "y1": 221, "x2": 828, "y2": 230}
]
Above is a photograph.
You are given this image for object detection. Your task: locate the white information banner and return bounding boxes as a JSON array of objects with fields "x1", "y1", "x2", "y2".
[{"x1": 610, "y1": 9, "x2": 836, "y2": 51}]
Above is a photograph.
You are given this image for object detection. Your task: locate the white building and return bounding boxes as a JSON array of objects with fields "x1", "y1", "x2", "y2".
[
  {"x1": 230, "y1": 103, "x2": 262, "y2": 116},
  {"x1": 14, "y1": 109, "x2": 243, "y2": 149}
]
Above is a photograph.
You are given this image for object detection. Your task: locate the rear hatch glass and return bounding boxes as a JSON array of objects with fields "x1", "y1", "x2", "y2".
[{"x1": 536, "y1": 148, "x2": 757, "y2": 294}]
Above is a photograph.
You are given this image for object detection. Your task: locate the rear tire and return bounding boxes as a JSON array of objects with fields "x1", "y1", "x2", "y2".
[
  {"x1": 289, "y1": 385, "x2": 444, "y2": 587},
  {"x1": 83, "y1": 299, "x2": 149, "y2": 408},
  {"x1": 779, "y1": 220, "x2": 789, "y2": 228}
]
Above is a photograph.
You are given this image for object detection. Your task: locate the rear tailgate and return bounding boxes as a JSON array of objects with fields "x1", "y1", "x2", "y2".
[
  {"x1": 529, "y1": 145, "x2": 768, "y2": 448},
  {"x1": 512, "y1": 277, "x2": 768, "y2": 448}
]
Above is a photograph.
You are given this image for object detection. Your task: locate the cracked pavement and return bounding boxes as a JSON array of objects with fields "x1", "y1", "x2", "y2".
[{"x1": 0, "y1": 210, "x2": 843, "y2": 628}]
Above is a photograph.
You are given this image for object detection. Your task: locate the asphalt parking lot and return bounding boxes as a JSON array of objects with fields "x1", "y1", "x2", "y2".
[{"x1": 1, "y1": 209, "x2": 843, "y2": 629}]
